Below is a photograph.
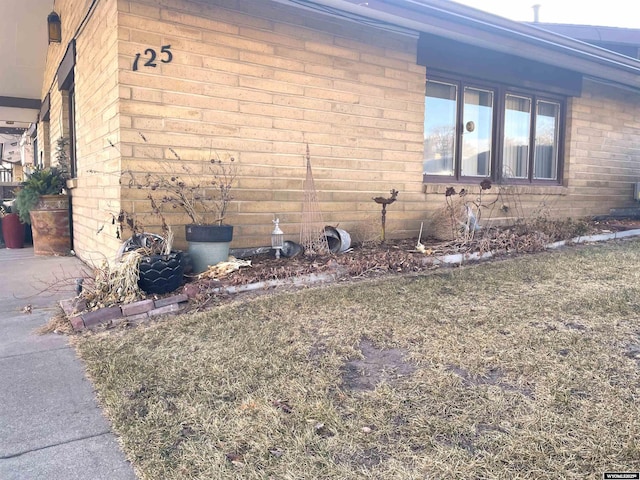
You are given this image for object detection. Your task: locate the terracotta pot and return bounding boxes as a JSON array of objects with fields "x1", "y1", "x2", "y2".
[
  {"x1": 29, "y1": 195, "x2": 71, "y2": 256},
  {"x1": 2, "y1": 213, "x2": 26, "y2": 249}
]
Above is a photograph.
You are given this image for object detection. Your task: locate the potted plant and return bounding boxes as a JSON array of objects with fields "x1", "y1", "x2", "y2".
[
  {"x1": 14, "y1": 144, "x2": 71, "y2": 255},
  {"x1": 113, "y1": 208, "x2": 185, "y2": 295},
  {"x1": 134, "y1": 153, "x2": 237, "y2": 274},
  {"x1": 1, "y1": 202, "x2": 25, "y2": 249}
]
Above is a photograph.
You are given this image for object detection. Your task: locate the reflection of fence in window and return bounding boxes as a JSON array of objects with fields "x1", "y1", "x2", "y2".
[
  {"x1": 534, "y1": 145, "x2": 555, "y2": 179},
  {"x1": 462, "y1": 150, "x2": 490, "y2": 177},
  {"x1": 424, "y1": 126, "x2": 455, "y2": 175},
  {"x1": 502, "y1": 144, "x2": 529, "y2": 178},
  {"x1": 0, "y1": 168, "x2": 13, "y2": 183},
  {"x1": 535, "y1": 101, "x2": 559, "y2": 180}
]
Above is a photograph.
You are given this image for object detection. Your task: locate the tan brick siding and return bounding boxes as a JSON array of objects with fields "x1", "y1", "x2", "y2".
[
  {"x1": 39, "y1": 0, "x2": 123, "y2": 263},
  {"x1": 39, "y1": 0, "x2": 640, "y2": 262},
  {"x1": 118, "y1": 0, "x2": 426, "y2": 248},
  {"x1": 73, "y1": 0, "x2": 123, "y2": 262},
  {"x1": 564, "y1": 79, "x2": 640, "y2": 217}
]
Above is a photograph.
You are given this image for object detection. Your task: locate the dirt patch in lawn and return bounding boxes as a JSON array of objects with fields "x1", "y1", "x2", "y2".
[
  {"x1": 445, "y1": 364, "x2": 534, "y2": 398},
  {"x1": 341, "y1": 338, "x2": 417, "y2": 391}
]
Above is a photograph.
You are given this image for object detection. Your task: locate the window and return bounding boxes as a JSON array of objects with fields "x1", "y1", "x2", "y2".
[
  {"x1": 68, "y1": 83, "x2": 77, "y2": 178},
  {"x1": 57, "y1": 40, "x2": 76, "y2": 178},
  {"x1": 534, "y1": 101, "x2": 560, "y2": 180},
  {"x1": 503, "y1": 95, "x2": 531, "y2": 179},
  {"x1": 424, "y1": 75, "x2": 564, "y2": 184},
  {"x1": 424, "y1": 80, "x2": 456, "y2": 176}
]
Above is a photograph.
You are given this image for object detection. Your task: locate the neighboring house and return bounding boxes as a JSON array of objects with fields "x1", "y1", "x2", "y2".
[
  {"x1": 37, "y1": 0, "x2": 640, "y2": 263},
  {"x1": 0, "y1": 136, "x2": 25, "y2": 183}
]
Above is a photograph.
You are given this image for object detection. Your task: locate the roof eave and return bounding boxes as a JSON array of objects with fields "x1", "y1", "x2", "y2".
[{"x1": 294, "y1": 0, "x2": 640, "y2": 90}]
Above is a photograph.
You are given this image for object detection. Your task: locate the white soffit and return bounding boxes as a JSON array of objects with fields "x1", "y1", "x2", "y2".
[{"x1": 0, "y1": 0, "x2": 50, "y2": 101}]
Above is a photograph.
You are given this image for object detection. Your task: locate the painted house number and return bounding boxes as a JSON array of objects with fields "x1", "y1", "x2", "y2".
[{"x1": 132, "y1": 45, "x2": 173, "y2": 71}]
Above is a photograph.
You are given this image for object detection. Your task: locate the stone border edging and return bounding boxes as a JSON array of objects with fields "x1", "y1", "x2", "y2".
[{"x1": 61, "y1": 294, "x2": 189, "y2": 331}]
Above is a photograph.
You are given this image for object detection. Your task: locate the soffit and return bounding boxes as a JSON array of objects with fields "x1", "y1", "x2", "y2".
[{"x1": 0, "y1": 0, "x2": 51, "y2": 133}]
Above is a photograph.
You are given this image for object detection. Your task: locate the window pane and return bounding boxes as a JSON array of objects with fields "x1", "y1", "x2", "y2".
[
  {"x1": 534, "y1": 101, "x2": 560, "y2": 180},
  {"x1": 461, "y1": 87, "x2": 493, "y2": 177},
  {"x1": 503, "y1": 94, "x2": 531, "y2": 179},
  {"x1": 424, "y1": 81, "x2": 456, "y2": 176}
]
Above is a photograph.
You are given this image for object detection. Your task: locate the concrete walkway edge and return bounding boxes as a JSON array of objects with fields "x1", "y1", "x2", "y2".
[{"x1": 0, "y1": 247, "x2": 137, "y2": 480}]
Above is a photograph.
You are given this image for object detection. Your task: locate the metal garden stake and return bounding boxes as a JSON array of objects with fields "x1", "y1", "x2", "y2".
[{"x1": 372, "y1": 189, "x2": 399, "y2": 243}]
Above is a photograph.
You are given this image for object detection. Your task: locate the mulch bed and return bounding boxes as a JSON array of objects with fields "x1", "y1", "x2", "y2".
[
  {"x1": 199, "y1": 218, "x2": 640, "y2": 290},
  {"x1": 68, "y1": 217, "x2": 640, "y2": 322}
]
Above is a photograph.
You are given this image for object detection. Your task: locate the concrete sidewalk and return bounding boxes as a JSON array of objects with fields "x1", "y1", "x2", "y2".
[{"x1": 0, "y1": 247, "x2": 136, "y2": 480}]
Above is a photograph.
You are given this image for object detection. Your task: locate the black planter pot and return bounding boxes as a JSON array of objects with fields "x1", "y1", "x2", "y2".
[
  {"x1": 185, "y1": 224, "x2": 233, "y2": 242},
  {"x1": 138, "y1": 251, "x2": 185, "y2": 295},
  {"x1": 185, "y1": 224, "x2": 234, "y2": 274}
]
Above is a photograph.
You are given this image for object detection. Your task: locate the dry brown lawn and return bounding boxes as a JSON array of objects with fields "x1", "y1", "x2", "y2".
[{"x1": 74, "y1": 239, "x2": 640, "y2": 479}]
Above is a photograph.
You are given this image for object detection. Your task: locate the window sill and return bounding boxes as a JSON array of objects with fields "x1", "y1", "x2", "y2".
[{"x1": 422, "y1": 183, "x2": 568, "y2": 196}]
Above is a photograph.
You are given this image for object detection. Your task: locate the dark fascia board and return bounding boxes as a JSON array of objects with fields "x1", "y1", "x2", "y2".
[
  {"x1": 418, "y1": 33, "x2": 583, "y2": 96},
  {"x1": 302, "y1": 0, "x2": 640, "y2": 89},
  {"x1": 57, "y1": 40, "x2": 76, "y2": 90},
  {"x1": 40, "y1": 94, "x2": 50, "y2": 121},
  {"x1": 0, "y1": 96, "x2": 40, "y2": 110},
  {"x1": 0, "y1": 127, "x2": 27, "y2": 135}
]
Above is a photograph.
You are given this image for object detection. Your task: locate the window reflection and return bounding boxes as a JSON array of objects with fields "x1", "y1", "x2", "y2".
[
  {"x1": 424, "y1": 81, "x2": 457, "y2": 176},
  {"x1": 462, "y1": 88, "x2": 493, "y2": 177},
  {"x1": 503, "y1": 95, "x2": 531, "y2": 179},
  {"x1": 534, "y1": 101, "x2": 560, "y2": 180}
]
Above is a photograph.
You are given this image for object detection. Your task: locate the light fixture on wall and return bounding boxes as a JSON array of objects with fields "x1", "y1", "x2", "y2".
[{"x1": 47, "y1": 11, "x2": 62, "y2": 44}]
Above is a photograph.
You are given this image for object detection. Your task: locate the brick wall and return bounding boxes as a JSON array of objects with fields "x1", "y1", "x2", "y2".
[
  {"x1": 118, "y1": 0, "x2": 426, "y2": 248},
  {"x1": 39, "y1": 0, "x2": 123, "y2": 263},
  {"x1": 72, "y1": 0, "x2": 122, "y2": 262},
  {"x1": 564, "y1": 79, "x2": 640, "y2": 217},
  {"x1": 40, "y1": 0, "x2": 640, "y2": 261}
]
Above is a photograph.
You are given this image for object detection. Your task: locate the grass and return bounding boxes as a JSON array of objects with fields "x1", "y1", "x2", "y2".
[{"x1": 73, "y1": 239, "x2": 640, "y2": 479}]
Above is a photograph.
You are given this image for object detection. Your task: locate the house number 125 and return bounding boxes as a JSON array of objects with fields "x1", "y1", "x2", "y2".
[{"x1": 132, "y1": 45, "x2": 173, "y2": 71}]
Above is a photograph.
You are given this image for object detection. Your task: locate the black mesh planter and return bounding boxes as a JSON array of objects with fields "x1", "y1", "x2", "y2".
[{"x1": 138, "y1": 251, "x2": 185, "y2": 295}]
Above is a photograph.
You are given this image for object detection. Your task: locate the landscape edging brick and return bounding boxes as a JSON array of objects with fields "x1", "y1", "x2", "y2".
[{"x1": 65, "y1": 293, "x2": 189, "y2": 331}]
